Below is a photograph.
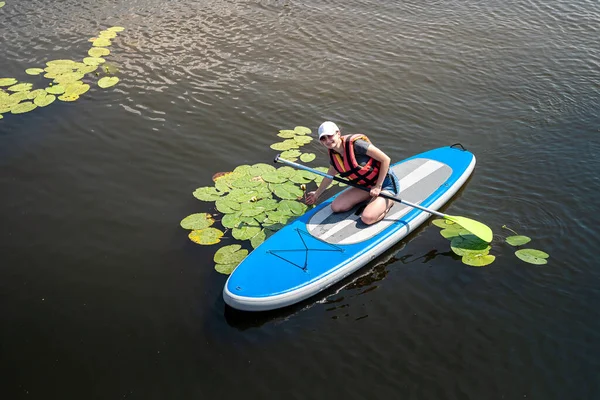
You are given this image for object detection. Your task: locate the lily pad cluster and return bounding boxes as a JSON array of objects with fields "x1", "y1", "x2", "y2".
[
  {"x1": 502, "y1": 225, "x2": 550, "y2": 265},
  {"x1": 181, "y1": 125, "x2": 341, "y2": 275},
  {"x1": 431, "y1": 220, "x2": 551, "y2": 267},
  {"x1": 432, "y1": 219, "x2": 495, "y2": 267},
  {"x1": 0, "y1": 26, "x2": 124, "y2": 120}
]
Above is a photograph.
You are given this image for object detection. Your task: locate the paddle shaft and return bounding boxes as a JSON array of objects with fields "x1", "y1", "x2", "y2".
[{"x1": 274, "y1": 155, "x2": 446, "y2": 218}]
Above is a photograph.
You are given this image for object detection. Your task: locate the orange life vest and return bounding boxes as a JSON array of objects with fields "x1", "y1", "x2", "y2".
[{"x1": 329, "y1": 134, "x2": 381, "y2": 187}]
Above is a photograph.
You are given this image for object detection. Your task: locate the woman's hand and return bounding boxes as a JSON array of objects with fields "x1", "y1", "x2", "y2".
[
  {"x1": 370, "y1": 186, "x2": 382, "y2": 197},
  {"x1": 305, "y1": 191, "x2": 319, "y2": 205}
]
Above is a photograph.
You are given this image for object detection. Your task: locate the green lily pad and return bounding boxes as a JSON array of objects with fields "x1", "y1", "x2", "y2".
[
  {"x1": 10, "y1": 101, "x2": 37, "y2": 114},
  {"x1": 289, "y1": 170, "x2": 315, "y2": 184},
  {"x1": 0, "y1": 2, "x2": 5, "y2": 9},
  {"x1": 277, "y1": 200, "x2": 307, "y2": 216},
  {"x1": 98, "y1": 30, "x2": 117, "y2": 39},
  {"x1": 277, "y1": 129, "x2": 297, "y2": 138},
  {"x1": 214, "y1": 244, "x2": 248, "y2": 265},
  {"x1": 0, "y1": 105, "x2": 11, "y2": 113},
  {"x1": 27, "y1": 89, "x2": 46, "y2": 99},
  {"x1": 271, "y1": 182, "x2": 304, "y2": 200},
  {"x1": 440, "y1": 227, "x2": 470, "y2": 239},
  {"x1": 250, "y1": 229, "x2": 267, "y2": 249},
  {"x1": 88, "y1": 47, "x2": 110, "y2": 58},
  {"x1": 7, "y1": 83, "x2": 33, "y2": 92},
  {"x1": 450, "y1": 235, "x2": 491, "y2": 256},
  {"x1": 77, "y1": 64, "x2": 98, "y2": 74},
  {"x1": 215, "y1": 263, "x2": 239, "y2": 275},
  {"x1": 221, "y1": 212, "x2": 243, "y2": 229},
  {"x1": 294, "y1": 136, "x2": 312, "y2": 145},
  {"x1": 65, "y1": 83, "x2": 90, "y2": 96},
  {"x1": 33, "y1": 94, "x2": 56, "y2": 107},
  {"x1": 215, "y1": 198, "x2": 242, "y2": 213},
  {"x1": 280, "y1": 149, "x2": 302, "y2": 160},
  {"x1": 300, "y1": 153, "x2": 316, "y2": 163},
  {"x1": 262, "y1": 171, "x2": 288, "y2": 184},
  {"x1": 505, "y1": 235, "x2": 531, "y2": 246},
  {"x1": 0, "y1": 78, "x2": 18, "y2": 87},
  {"x1": 83, "y1": 57, "x2": 105, "y2": 66},
  {"x1": 193, "y1": 186, "x2": 223, "y2": 201},
  {"x1": 515, "y1": 249, "x2": 549, "y2": 265},
  {"x1": 9, "y1": 91, "x2": 30, "y2": 103},
  {"x1": 58, "y1": 94, "x2": 79, "y2": 102},
  {"x1": 25, "y1": 68, "x2": 45, "y2": 76},
  {"x1": 45, "y1": 85, "x2": 66, "y2": 95},
  {"x1": 92, "y1": 38, "x2": 112, "y2": 47},
  {"x1": 270, "y1": 141, "x2": 297, "y2": 151},
  {"x1": 180, "y1": 213, "x2": 215, "y2": 230},
  {"x1": 294, "y1": 126, "x2": 311, "y2": 135},
  {"x1": 462, "y1": 253, "x2": 496, "y2": 267},
  {"x1": 98, "y1": 76, "x2": 119, "y2": 88},
  {"x1": 188, "y1": 227, "x2": 224, "y2": 245},
  {"x1": 54, "y1": 72, "x2": 85, "y2": 85},
  {"x1": 107, "y1": 26, "x2": 125, "y2": 32}
]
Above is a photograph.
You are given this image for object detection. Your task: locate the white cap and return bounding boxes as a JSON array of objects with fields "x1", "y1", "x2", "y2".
[{"x1": 318, "y1": 121, "x2": 340, "y2": 139}]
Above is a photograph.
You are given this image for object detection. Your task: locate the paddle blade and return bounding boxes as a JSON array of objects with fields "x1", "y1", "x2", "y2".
[{"x1": 445, "y1": 215, "x2": 493, "y2": 243}]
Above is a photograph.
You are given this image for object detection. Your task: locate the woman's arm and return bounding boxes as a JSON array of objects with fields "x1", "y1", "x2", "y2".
[
  {"x1": 305, "y1": 165, "x2": 337, "y2": 204},
  {"x1": 365, "y1": 144, "x2": 391, "y2": 196}
]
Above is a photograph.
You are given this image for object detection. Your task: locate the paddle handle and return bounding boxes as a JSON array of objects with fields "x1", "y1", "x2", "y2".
[{"x1": 274, "y1": 154, "x2": 445, "y2": 218}]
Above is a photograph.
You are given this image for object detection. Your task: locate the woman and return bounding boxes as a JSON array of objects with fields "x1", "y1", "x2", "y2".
[{"x1": 305, "y1": 121, "x2": 399, "y2": 225}]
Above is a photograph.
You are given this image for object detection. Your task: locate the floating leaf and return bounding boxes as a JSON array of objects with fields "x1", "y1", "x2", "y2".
[
  {"x1": 98, "y1": 30, "x2": 117, "y2": 39},
  {"x1": 27, "y1": 89, "x2": 46, "y2": 100},
  {"x1": 83, "y1": 57, "x2": 105, "y2": 66},
  {"x1": 214, "y1": 244, "x2": 248, "y2": 265},
  {"x1": 7, "y1": 83, "x2": 33, "y2": 92},
  {"x1": 54, "y1": 72, "x2": 85, "y2": 85},
  {"x1": 10, "y1": 102, "x2": 37, "y2": 114},
  {"x1": 294, "y1": 126, "x2": 311, "y2": 135},
  {"x1": 250, "y1": 229, "x2": 266, "y2": 249},
  {"x1": 33, "y1": 94, "x2": 56, "y2": 107},
  {"x1": 289, "y1": 170, "x2": 315, "y2": 184},
  {"x1": 262, "y1": 171, "x2": 288, "y2": 184},
  {"x1": 0, "y1": 2, "x2": 5, "y2": 9},
  {"x1": 271, "y1": 182, "x2": 304, "y2": 200},
  {"x1": 47, "y1": 59, "x2": 76, "y2": 67},
  {"x1": 249, "y1": 162, "x2": 276, "y2": 175},
  {"x1": 215, "y1": 263, "x2": 239, "y2": 275},
  {"x1": 215, "y1": 198, "x2": 242, "y2": 214},
  {"x1": 45, "y1": 85, "x2": 65, "y2": 95},
  {"x1": 107, "y1": 26, "x2": 125, "y2": 32},
  {"x1": 188, "y1": 228, "x2": 224, "y2": 245},
  {"x1": 58, "y1": 94, "x2": 79, "y2": 102},
  {"x1": 9, "y1": 91, "x2": 30, "y2": 103},
  {"x1": 65, "y1": 83, "x2": 90, "y2": 96},
  {"x1": 278, "y1": 200, "x2": 307, "y2": 216},
  {"x1": 515, "y1": 249, "x2": 549, "y2": 265},
  {"x1": 180, "y1": 213, "x2": 215, "y2": 230},
  {"x1": 26, "y1": 68, "x2": 45, "y2": 76},
  {"x1": 277, "y1": 129, "x2": 296, "y2": 138},
  {"x1": 77, "y1": 64, "x2": 98, "y2": 74},
  {"x1": 98, "y1": 76, "x2": 119, "y2": 88},
  {"x1": 232, "y1": 224, "x2": 262, "y2": 241},
  {"x1": 88, "y1": 47, "x2": 110, "y2": 57},
  {"x1": 505, "y1": 235, "x2": 531, "y2": 246},
  {"x1": 440, "y1": 227, "x2": 470, "y2": 239},
  {"x1": 450, "y1": 235, "x2": 490, "y2": 256},
  {"x1": 221, "y1": 212, "x2": 243, "y2": 229},
  {"x1": 93, "y1": 38, "x2": 112, "y2": 47},
  {"x1": 462, "y1": 253, "x2": 496, "y2": 267},
  {"x1": 0, "y1": 78, "x2": 18, "y2": 87},
  {"x1": 294, "y1": 136, "x2": 312, "y2": 145},
  {"x1": 193, "y1": 186, "x2": 223, "y2": 201},
  {"x1": 270, "y1": 141, "x2": 295, "y2": 151},
  {"x1": 300, "y1": 153, "x2": 316, "y2": 163}
]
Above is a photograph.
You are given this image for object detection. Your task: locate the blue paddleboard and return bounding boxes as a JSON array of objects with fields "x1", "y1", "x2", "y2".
[{"x1": 223, "y1": 145, "x2": 476, "y2": 311}]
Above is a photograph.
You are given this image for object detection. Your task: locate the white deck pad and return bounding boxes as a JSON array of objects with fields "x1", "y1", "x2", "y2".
[{"x1": 307, "y1": 158, "x2": 452, "y2": 244}]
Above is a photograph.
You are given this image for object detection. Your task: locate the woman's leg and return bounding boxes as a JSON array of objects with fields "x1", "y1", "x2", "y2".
[
  {"x1": 360, "y1": 196, "x2": 394, "y2": 225},
  {"x1": 330, "y1": 187, "x2": 371, "y2": 213}
]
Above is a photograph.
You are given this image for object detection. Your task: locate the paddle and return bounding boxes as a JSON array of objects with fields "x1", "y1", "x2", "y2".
[{"x1": 274, "y1": 155, "x2": 493, "y2": 243}]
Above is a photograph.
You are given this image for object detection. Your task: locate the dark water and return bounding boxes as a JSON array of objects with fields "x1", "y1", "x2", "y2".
[{"x1": 1, "y1": 0, "x2": 599, "y2": 398}]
